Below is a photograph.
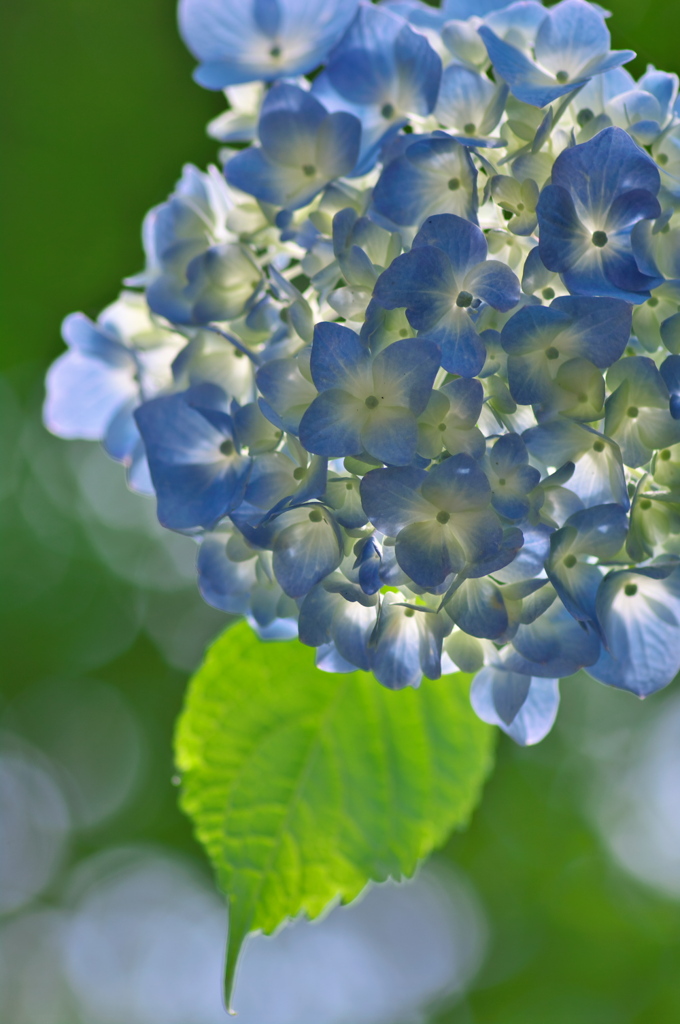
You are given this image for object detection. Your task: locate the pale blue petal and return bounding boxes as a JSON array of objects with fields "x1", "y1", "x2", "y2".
[
  {"x1": 471, "y1": 667, "x2": 560, "y2": 745},
  {"x1": 272, "y1": 507, "x2": 343, "y2": 597}
]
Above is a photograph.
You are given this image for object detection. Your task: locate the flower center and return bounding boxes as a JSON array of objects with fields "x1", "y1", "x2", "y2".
[
  {"x1": 592, "y1": 230, "x2": 608, "y2": 247},
  {"x1": 293, "y1": 467, "x2": 306, "y2": 480},
  {"x1": 302, "y1": 164, "x2": 316, "y2": 177},
  {"x1": 269, "y1": 45, "x2": 282, "y2": 58},
  {"x1": 640, "y1": 498, "x2": 652, "y2": 510},
  {"x1": 545, "y1": 346, "x2": 560, "y2": 360},
  {"x1": 577, "y1": 107, "x2": 594, "y2": 126},
  {"x1": 648, "y1": 296, "x2": 659, "y2": 307},
  {"x1": 593, "y1": 440, "x2": 605, "y2": 452},
  {"x1": 464, "y1": 122, "x2": 476, "y2": 135},
  {"x1": 456, "y1": 290, "x2": 473, "y2": 307},
  {"x1": 556, "y1": 70, "x2": 569, "y2": 83},
  {"x1": 660, "y1": 449, "x2": 672, "y2": 460},
  {"x1": 436, "y1": 510, "x2": 450, "y2": 524},
  {"x1": 627, "y1": 406, "x2": 639, "y2": 418},
  {"x1": 563, "y1": 554, "x2": 577, "y2": 568},
  {"x1": 658, "y1": 152, "x2": 669, "y2": 166},
  {"x1": 624, "y1": 583, "x2": 638, "y2": 596},
  {"x1": 542, "y1": 287, "x2": 555, "y2": 300},
  {"x1": 220, "y1": 440, "x2": 234, "y2": 456},
  {"x1": 381, "y1": 103, "x2": 395, "y2": 119},
  {"x1": 365, "y1": 395, "x2": 380, "y2": 409},
  {"x1": 448, "y1": 177, "x2": 460, "y2": 191},
  {"x1": 308, "y1": 508, "x2": 323, "y2": 522}
]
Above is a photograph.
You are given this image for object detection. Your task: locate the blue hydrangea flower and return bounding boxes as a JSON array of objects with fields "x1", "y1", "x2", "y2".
[
  {"x1": 298, "y1": 575, "x2": 378, "y2": 671},
  {"x1": 368, "y1": 593, "x2": 450, "y2": 690},
  {"x1": 198, "y1": 530, "x2": 299, "y2": 638},
  {"x1": 500, "y1": 295, "x2": 632, "y2": 407},
  {"x1": 360, "y1": 456, "x2": 505, "y2": 586},
  {"x1": 312, "y1": 2, "x2": 441, "y2": 173},
  {"x1": 226, "y1": 84, "x2": 361, "y2": 212},
  {"x1": 374, "y1": 214, "x2": 520, "y2": 376},
  {"x1": 178, "y1": 0, "x2": 360, "y2": 89},
  {"x1": 134, "y1": 383, "x2": 252, "y2": 530},
  {"x1": 536, "y1": 127, "x2": 662, "y2": 303},
  {"x1": 604, "y1": 356, "x2": 680, "y2": 466},
  {"x1": 298, "y1": 322, "x2": 440, "y2": 465},
  {"x1": 129, "y1": 164, "x2": 263, "y2": 326},
  {"x1": 372, "y1": 135, "x2": 478, "y2": 227},
  {"x1": 545, "y1": 503, "x2": 628, "y2": 630},
  {"x1": 434, "y1": 64, "x2": 508, "y2": 146},
  {"x1": 479, "y1": 0, "x2": 635, "y2": 108},
  {"x1": 44, "y1": 293, "x2": 185, "y2": 491}
]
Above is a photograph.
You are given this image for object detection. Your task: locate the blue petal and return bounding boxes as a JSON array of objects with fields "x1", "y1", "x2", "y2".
[
  {"x1": 134, "y1": 388, "x2": 251, "y2": 531},
  {"x1": 44, "y1": 350, "x2": 137, "y2": 441},
  {"x1": 536, "y1": 185, "x2": 588, "y2": 276},
  {"x1": 446, "y1": 577, "x2": 509, "y2": 639},
  {"x1": 272, "y1": 506, "x2": 344, "y2": 597},
  {"x1": 309, "y1": 321, "x2": 372, "y2": 392},
  {"x1": 463, "y1": 260, "x2": 520, "y2": 313},
  {"x1": 422, "y1": 452, "x2": 492, "y2": 512},
  {"x1": 551, "y1": 126, "x2": 660, "y2": 211},
  {"x1": 533, "y1": 0, "x2": 610, "y2": 78},
  {"x1": 197, "y1": 533, "x2": 257, "y2": 614},
  {"x1": 354, "y1": 535, "x2": 382, "y2": 594},
  {"x1": 478, "y1": 26, "x2": 570, "y2": 108},
  {"x1": 395, "y1": 519, "x2": 466, "y2": 585},
  {"x1": 508, "y1": 595, "x2": 601, "y2": 677},
  {"x1": 103, "y1": 400, "x2": 141, "y2": 463},
  {"x1": 493, "y1": 521, "x2": 552, "y2": 583},
  {"x1": 435, "y1": 64, "x2": 499, "y2": 135},
  {"x1": 486, "y1": 433, "x2": 540, "y2": 519},
  {"x1": 430, "y1": 308, "x2": 487, "y2": 378},
  {"x1": 372, "y1": 136, "x2": 478, "y2": 227},
  {"x1": 369, "y1": 595, "x2": 446, "y2": 689},
  {"x1": 550, "y1": 296, "x2": 633, "y2": 367},
  {"x1": 256, "y1": 357, "x2": 317, "y2": 434},
  {"x1": 360, "y1": 465, "x2": 431, "y2": 536},
  {"x1": 179, "y1": 0, "x2": 360, "y2": 89},
  {"x1": 661, "y1": 355, "x2": 680, "y2": 418},
  {"x1": 373, "y1": 245, "x2": 457, "y2": 331},
  {"x1": 258, "y1": 84, "x2": 326, "y2": 159},
  {"x1": 412, "y1": 213, "x2": 487, "y2": 280},
  {"x1": 324, "y1": 3, "x2": 440, "y2": 114},
  {"x1": 332, "y1": 596, "x2": 379, "y2": 670},
  {"x1": 589, "y1": 564, "x2": 680, "y2": 695},
  {"x1": 299, "y1": 389, "x2": 365, "y2": 458},
  {"x1": 361, "y1": 406, "x2": 419, "y2": 466},
  {"x1": 61, "y1": 311, "x2": 134, "y2": 365},
  {"x1": 471, "y1": 667, "x2": 560, "y2": 745},
  {"x1": 370, "y1": 337, "x2": 441, "y2": 414}
]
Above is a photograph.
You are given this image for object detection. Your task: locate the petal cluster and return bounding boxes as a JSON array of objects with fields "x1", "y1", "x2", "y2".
[{"x1": 45, "y1": 0, "x2": 680, "y2": 744}]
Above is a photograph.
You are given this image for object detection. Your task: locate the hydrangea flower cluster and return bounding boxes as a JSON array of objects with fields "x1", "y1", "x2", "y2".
[{"x1": 45, "y1": 0, "x2": 680, "y2": 744}]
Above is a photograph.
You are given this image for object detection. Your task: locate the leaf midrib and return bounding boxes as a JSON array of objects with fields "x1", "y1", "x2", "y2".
[{"x1": 221, "y1": 673, "x2": 352, "y2": 934}]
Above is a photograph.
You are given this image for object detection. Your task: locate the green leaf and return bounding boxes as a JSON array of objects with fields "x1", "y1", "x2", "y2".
[{"x1": 175, "y1": 620, "x2": 494, "y2": 1011}]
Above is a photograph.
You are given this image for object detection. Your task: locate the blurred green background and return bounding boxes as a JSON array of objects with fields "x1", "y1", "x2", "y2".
[{"x1": 2, "y1": 2, "x2": 680, "y2": 1022}]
